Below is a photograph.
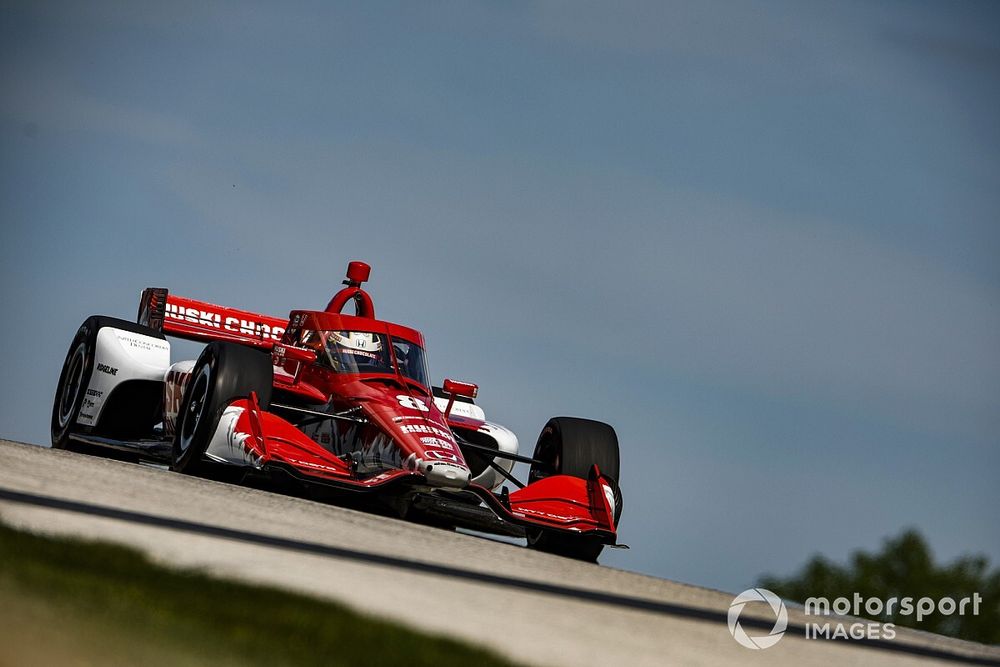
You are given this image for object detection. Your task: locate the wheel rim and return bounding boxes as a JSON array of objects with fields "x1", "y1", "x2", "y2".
[
  {"x1": 178, "y1": 364, "x2": 211, "y2": 454},
  {"x1": 57, "y1": 342, "x2": 87, "y2": 429},
  {"x1": 529, "y1": 427, "x2": 561, "y2": 484}
]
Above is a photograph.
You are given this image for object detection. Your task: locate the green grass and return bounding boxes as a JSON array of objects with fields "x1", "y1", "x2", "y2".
[{"x1": 0, "y1": 519, "x2": 524, "y2": 667}]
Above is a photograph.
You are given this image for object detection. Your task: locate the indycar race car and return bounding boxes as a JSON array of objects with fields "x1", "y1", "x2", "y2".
[{"x1": 51, "y1": 261, "x2": 624, "y2": 560}]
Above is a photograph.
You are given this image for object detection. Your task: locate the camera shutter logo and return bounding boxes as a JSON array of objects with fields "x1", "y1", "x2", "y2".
[{"x1": 728, "y1": 588, "x2": 788, "y2": 649}]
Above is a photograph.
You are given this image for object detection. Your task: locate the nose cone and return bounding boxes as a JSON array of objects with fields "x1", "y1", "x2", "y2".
[
  {"x1": 401, "y1": 450, "x2": 471, "y2": 488},
  {"x1": 423, "y1": 461, "x2": 471, "y2": 488},
  {"x1": 358, "y1": 383, "x2": 473, "y2": 488}
]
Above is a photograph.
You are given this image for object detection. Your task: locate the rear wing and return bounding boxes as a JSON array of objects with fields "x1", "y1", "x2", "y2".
[{"x1": 137, "y1": 288, "x2": 288, "y2": 349}]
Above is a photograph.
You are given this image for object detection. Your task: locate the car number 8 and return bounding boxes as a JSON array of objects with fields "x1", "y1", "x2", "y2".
[{"x1": 397, "y1": 395, "x2": 430, "y2": 412}]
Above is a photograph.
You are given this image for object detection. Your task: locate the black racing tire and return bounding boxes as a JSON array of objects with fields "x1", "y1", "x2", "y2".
[
  {"x1": 171, "y1": 342, "x2": 273, "y2": 474},
  {"x1": 51, "y1": 316, "x2": 165, "y2": 451},
  {"x1": 526, "y1": 417, "x2": 623, "y2": 562}
]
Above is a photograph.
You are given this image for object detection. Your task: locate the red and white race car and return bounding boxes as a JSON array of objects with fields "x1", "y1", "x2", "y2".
[{"x1": 51, "y1": 261, "x2": 624, "y2": 560}]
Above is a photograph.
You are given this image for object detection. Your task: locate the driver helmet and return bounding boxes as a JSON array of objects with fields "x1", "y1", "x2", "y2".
[{"x1": 329, "y1": 331, "x2": 382, "y2": 358}]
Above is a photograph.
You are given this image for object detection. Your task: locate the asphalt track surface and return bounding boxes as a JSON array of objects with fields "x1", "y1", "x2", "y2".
[{"x1": 1, "y1": 440, "x2": 998, "y2": 667}]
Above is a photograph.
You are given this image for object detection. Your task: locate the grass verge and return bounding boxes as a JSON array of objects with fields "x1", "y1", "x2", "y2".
[{"x1": 0, "y1": 519, "x2": 523, "y2": 667}]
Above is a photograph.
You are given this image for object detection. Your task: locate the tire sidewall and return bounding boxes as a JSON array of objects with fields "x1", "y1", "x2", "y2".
[
  {"x1": 529, "y1": 417, "x2": 621, "y2": 487},
  {"x1": 172, "y1": 345, "x2": 221, "y2": 473},
  {"x1": 50, "y1": 322, "x2": 96, "y2": 449}
]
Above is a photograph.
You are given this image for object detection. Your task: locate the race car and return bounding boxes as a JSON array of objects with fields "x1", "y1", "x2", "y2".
[{"x1": 51, "y1": 261, "x2": 624, "y2": 560}]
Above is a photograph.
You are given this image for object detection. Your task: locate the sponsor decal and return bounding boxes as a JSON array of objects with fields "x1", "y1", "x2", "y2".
[
  {"x1": 516, "y1": 507, "x2": 581, "y2": 522},
  {"x1": 163, "y1": 368, "x2": 193, "y2": 435},
  {"x1": 165, "y1": 302, "x2": 286, "y2": 341},
  {"x1": 286, "y1": 457, "x2": 339, "y2": 472},
  {"x1": 116, "y1": 333, "x2": 169, "y2": 352},
  {"x1": 420, "y1": 436, "x2": 454, "y2": 450},
  {"x1": 425, "y1": 450, "x2": 460, "y2": 462},
  {"x1": 400, "y1": 423, "x2": 454, "y2": 440},
  {"x1": 96, "y1": 363, "x2": 118, "y2": 376}
]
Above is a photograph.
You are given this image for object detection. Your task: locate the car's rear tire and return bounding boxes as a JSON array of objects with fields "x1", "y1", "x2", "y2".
[
  {"x1": 526, "y1": 417, "x2": 623, "y2": 562},
  {"x1": 51, "y1": 316, "x2": 165, "y2": 452},
  {"x1": 171, "y1": 342, "x2": 273, "y2": 474}
]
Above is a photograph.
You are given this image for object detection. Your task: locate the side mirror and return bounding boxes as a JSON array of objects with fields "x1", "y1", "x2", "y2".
[{"x1": 442, "y1": 378, "x2": 478, "y2": 419}]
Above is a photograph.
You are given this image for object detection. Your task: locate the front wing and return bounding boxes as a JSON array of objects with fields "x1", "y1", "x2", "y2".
[{"x1": 210, "y1": 396, "x2": 619, "y2": 544}]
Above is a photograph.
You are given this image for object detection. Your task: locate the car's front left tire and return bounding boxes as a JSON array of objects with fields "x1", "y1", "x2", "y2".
[{"x1": 171, "y1": 342, "x2": 273, "y2": 474}]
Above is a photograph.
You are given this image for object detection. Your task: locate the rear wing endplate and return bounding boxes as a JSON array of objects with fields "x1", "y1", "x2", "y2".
[{"x1": 138, "y1": 288, "x2": 288, "y2": 349}]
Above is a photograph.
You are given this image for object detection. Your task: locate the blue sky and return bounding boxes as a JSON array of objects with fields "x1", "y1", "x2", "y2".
[{"x1": 1, "y1": 1, "x2": 998, "y2": 593}]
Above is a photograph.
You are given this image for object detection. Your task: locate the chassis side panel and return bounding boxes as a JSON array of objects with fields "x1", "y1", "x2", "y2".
[{"x1": 78, "y1": 327, "x2": 171, "y2": 428}]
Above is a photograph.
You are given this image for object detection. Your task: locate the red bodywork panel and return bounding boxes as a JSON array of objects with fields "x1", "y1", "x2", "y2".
[{"x1": 138, "y1": 272, "x2": 618, "y2": 542}]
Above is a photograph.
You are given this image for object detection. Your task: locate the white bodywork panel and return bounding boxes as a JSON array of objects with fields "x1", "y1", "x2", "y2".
[
  {"x1": 469, "y1": 421, "x2": 518, "y2": 490},
  {"x1": 203, "y1": 405, "x2": 262, "y2": 467},
  {"x1": 432, "y1": 396, "x2": 486, "y2": 421},
  {"x1": 432, "y1": 396, "x2": 517, "y2": 490},
  {"x1": 77, "y1": 328, "x2": 171, "y2": 426}
]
